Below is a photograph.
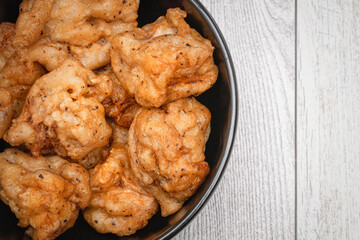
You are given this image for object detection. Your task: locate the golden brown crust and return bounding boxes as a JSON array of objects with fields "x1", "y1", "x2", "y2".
[
  {"x1": 97, "y1": 66, "x2": 140, "y2": 127},
  {"x1": 128, "y1": 97, "x2": 211, "y2": 216},
  {"x1": 46, "y1": 0, "x2": 139, "y2": 47},
  {"x1": 84, "y1": 124, "x2": 158, "y2": 236},
  {"x1": 0, "y1": 47, "x2": 46, "y2": 129},
  {"x1": 11, "y1": 0, "x2": 139, "y2": 71},
  {"x1": 111, "y1": 8, "x2": 218, "y2": 107},
  {"x1": 4, "y1": 59, "x2": 112, "y2": 161},
  {"x1": 0, "y1": 148, "x2": 90, "y2": 240},
  {"x1": 0, "y1": 22, "x2": 16, "y2": 63},
  {"x1": 0, "y1": 88, "x2": 13, "y2": 138},
  {"x1": 13, "y1": 0, "x2": 55, "y2": 48}
]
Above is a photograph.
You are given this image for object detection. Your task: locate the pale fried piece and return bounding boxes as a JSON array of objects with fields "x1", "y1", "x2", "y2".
[
  {"x1": 0, "y1": 88, "x2": 13, "y2": 138},
  {"x1": 43, "y1": 0, "x2": 138, "y2": 70},
  {"x1": 27, "y1": 38, "x2": 70, "y2": 71},
  {"x1": 0, "y1": 22, "x2": 16, "y2": 70},
  {"x1": 12, "y1": 0, "x2": 55, "y2": 48},
  {"x1": 46, "y1": 0, "x2": 139, "y2": 47},
  {"x1": 28, "y1": 21, "x2": 137, "y2": 71},
  {"x1": 12, "y1": 0, "x2": 138, "y2": 71},
  {"x1": 0, "y1": 148, "x2": 91, "y2": 240},
  {"x1": 128, "y1": 97, "x2": 211, "y2": 216},
  {"x1": 111, "y1": 8, "x2": 218, "y2": 107},
  {"x1": 69, "y1": 20, "x2": 137, "y2": 69},
  {"x1": 98, "y1": 66, "x2": 140, "y2": 127},
  {"x1": 84, "y1": 124, "x2": 158, "y2": 236},
  {"x1": 4, "y1": 59, "x2": 112, "y2": 161}
]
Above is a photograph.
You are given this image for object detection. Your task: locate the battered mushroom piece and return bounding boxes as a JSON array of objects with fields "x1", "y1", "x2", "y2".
[
  {"x1": 4, "y1": 59, "x2": 112, "y2": 161},
  {"x1": 98, "y1": 65, "x2": 140, "y2": 127},
  {"x1": 28, "y1": 20, "x2": 137, "y2": 71},
  {"x1": 46, "y1": 0, "x2": 139, "y2": 47},
  {"x1": 27, "y1": 38, "x2": 70, "y2": 71},
  {"x1": 12, "y1": 0, "x2": 55, "y2": 48},
  {"x1": 0, "y1": 88, "x2": 13, "y2": 138},
  {"x1": 13, "y1": 0, "x2": 138, "y2": 48},
  {"x1": 0, "y1": 148, "x2": 91, "y2": 240},
  {"x1": 84, "y1": 124, "x2": 158, "y2": 236},
  {"x1": 12, "y1": 0, "x2": 139, "y2": 71},
  {"x1": 128, "y1": 97, "x2": 211, "y2": 216},
  {"x1": 68, "y1": 19, "x2": 137, "y2": 70},
  {"x1": 111, "y1": 8, "x2": 218, "y2": 107}
]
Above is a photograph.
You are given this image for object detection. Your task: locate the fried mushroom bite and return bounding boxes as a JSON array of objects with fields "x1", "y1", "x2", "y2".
[
  {"x1": 128, "y1": 97, "x2": 211, "y2": 216},
  {"x1": 12, "y1": 0, "x2": 55, "y2": 48},
  {"x1": 4, "y1": 59, "x2": 112, "y2": 161},
  {"x1": 84, "y1": 123, "x2": 158, "y2": 236},
  {"x1": 14, "y1": 0, "x2": 139, "y2": 71},
  {"x1": 47, "y1": 0, "x2": 139, "y2": 47},
  {"x1": 0, "y1": 148, "x2": 91, "y2": 240},
  {"x1": 111, "y1": 8, "x2": 218, "y2": 107}
]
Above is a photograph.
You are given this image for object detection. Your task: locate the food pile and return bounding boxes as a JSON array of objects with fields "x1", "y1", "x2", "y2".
[{"x1": 0, "y1": 0, "x2": 218, "y2": 239}]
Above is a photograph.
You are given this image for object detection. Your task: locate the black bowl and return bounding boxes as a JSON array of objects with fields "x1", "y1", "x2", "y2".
[{"x1": 0, "y1": 0, "x2": 237, "y2": 239}]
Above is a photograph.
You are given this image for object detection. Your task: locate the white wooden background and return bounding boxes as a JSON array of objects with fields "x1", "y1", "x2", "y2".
[{"x1": 174, "y1": 0, "x2": 360, "y2": 239}]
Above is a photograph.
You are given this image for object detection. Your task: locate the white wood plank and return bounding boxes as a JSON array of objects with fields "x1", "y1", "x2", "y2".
[
  {"x1": 174, "y1": 0, "x2": 295, "y2": 239},
  {"x1": 297, "y1": 0, "x2": 360, "y2": 239}
]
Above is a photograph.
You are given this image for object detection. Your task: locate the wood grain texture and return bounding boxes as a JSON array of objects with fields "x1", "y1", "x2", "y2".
[
  {"x1": 297, "y1": 1, "x2": 360, "y2": 239},
  {"x1": 174, "y1": 0, "x2": 295, "y2": 239}
]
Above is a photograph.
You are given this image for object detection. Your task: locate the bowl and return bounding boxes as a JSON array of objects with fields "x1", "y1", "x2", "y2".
[{"x1": 0, "y1": 0, "x2": 238, "y2": 239}]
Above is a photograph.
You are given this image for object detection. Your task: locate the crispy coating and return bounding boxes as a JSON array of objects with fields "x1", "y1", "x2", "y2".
[
  {"x1": 0, "y1": 22, "x2": 46, "y2": 118},
  {"x1": 110, "y1": 102, "x2": 142, "y2": 128},
  {"x1": 14, "y1": 0, "x2": 138, "y2": 47},
  {"x1": 111, "y1": 8, "x2": 218, "y2": 107},
  {"x1": 77, "y1": 145, "x2": 110, "y2": 170},
  {"x1": 128, "y1": 97, "x2": 211, "y2": 216},
  {"x1": 0, "y1": 49, "x2": 45, "y2": 96},
  {"x1": 0, "y1": 88, "x2": 13, "y2": 138},
  {"x1": 0, "y1": 49, "x2": 46, "y2": 127},
  {"x1": 28, "y1": 21, "x2": 137, "y2": 71},
  {"x1": 29, "y1": 0, "x2": 138, "y2": 70},
  {"x1": 98, "y1": 66, "x2": 140, "y2": 127},
  {"x1": 12, "y1": 0, "x2": 139, "y2": 71},
  {"x1": 12, "y1": 0, "x2": 55, "y2": 48},
  {"x1": 27, "y1": 38, "x2": 70, "y2": 71},
  {"x1": 4, "y1": 59, "x2": 112, "y2": 161},
  {"x1": 46, "y1": 0, "x2": 139, "y2": 47},
  {"x1": 0, "y1": 22, "x2": 16, "y2": 70},
  {"x1": 0, "y1": 148, "x2": 91, "y2": 240},
  {"x1": 84, "y1": 124, "x2": 158, "y2": 236},
  {"x1": 68, "y1": 20, "x2": 137, "y2": 70}
]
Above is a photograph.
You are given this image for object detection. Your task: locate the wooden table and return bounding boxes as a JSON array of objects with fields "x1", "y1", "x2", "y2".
[{"x1": 174, "y1": 0, "x2": 360, "y2": 239}]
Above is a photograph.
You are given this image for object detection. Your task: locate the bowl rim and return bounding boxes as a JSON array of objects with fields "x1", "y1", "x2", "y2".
[{"x1": 158, "y1": 0, "x2": 238, "y2": 239}]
